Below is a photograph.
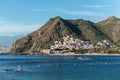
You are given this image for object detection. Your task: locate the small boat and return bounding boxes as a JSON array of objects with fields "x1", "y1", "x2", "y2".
[
  {"x1": 1, "y1": 66, "x2": 32, "y2": 72},
  {"x1": 75, "y1": 56, "x2": 88, "y2": 60},
  {"x1": 14, "y1": 66, "x2": 23, "y2": 72},
  {"x1": 77, "y1": 56, "x2": 86, "y2": 60},
  {"x1": 14, "y1": 66, "x2": 32, "y2": 72}
]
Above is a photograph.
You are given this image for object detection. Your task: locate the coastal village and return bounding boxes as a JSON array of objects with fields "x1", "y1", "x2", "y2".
[
  {"x1": 41, "y1": 35, "x2": 115, "y2": 54},
  {"x1": 0, "y1": 46, "x2": 10, "y2": 53}
]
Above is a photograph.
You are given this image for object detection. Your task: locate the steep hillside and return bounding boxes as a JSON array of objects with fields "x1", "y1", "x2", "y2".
[
  {"x1": 10, "y1": 16, "x2": 111, "y2": 53},
  {"x1": 69, "y1": 20, "x2": 110, "y2": 42},
  {"x1": 97, "y1": 16, "x2": 120, "y2": 42}
]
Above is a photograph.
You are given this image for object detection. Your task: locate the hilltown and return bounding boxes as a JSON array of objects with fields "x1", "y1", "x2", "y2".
[{"x1": 41, "y1": 35, "x2": 115, "y2": 54}]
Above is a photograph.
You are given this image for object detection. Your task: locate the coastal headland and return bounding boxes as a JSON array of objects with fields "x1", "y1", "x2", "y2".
[{"x1": 10, "y1": 16, "x2": 120, "y2": 55}]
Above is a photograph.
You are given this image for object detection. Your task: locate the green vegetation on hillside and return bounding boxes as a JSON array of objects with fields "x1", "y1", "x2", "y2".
[{"x1": 10, "y1": 16, "x2": 120, "y2": 54}]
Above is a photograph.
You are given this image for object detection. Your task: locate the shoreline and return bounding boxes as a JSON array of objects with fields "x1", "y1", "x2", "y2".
[
  {"x1": 1, "y1": 53, "x2": 120, "y2": 56},
  {"x1": 47, "y1": 53, "x2": 120, "y2": 56}
]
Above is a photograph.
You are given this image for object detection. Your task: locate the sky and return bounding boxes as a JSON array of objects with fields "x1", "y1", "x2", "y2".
[{"x1": 0, "y1": 0, "x2": 120, "y2": 36}]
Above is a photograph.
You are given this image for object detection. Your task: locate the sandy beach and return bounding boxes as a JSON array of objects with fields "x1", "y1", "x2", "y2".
[{"x1": 48, "y1": 53, "x2": 120, "y2": 56}]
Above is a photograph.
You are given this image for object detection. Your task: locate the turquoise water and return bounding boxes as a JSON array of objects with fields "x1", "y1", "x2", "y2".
[{"x1": 0, "y1": 55, "x2": 120, "y2": 80}]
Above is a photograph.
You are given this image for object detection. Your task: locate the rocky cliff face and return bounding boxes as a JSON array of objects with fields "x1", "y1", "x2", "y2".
[{"x1": 10, "y1": 16, "x2": 111, "y2": 54}]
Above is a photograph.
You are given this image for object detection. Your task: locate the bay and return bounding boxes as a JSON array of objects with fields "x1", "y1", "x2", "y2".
[{"x1": 0, "y1": 54, "x2": 120, "y2": 80}]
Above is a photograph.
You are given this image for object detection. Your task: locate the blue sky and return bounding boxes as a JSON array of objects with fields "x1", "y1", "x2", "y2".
[{"x1": 0, "y1": 0, "x2": 120, "y2": 36}]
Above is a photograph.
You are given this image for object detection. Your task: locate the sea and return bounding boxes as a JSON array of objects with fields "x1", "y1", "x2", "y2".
[{"x1": 0, "y1": 55, "x2": 120, "y2": 80}]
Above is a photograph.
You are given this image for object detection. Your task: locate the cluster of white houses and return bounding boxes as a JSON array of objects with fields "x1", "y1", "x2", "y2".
[
  {"x1": 50, "y1": 35, "x2": 114, "y2": 51},
  {"x1": 0, "y1": 46, "x2": 10, "y2": 53}
]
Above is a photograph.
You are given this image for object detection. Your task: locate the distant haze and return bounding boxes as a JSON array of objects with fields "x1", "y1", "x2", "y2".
[{"x1": 0, "y1": 35, "x2": 24, "y2": 47}]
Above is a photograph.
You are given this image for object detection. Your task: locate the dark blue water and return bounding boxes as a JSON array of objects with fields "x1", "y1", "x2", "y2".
[{"x1": 0, "y1": 55, "x2": 120, "y2": 80}]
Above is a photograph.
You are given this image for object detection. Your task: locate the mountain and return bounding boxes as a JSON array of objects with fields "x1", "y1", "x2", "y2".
[
  {"x1": 10, "y1": 16, "x2": 111, "y2": 54},
  {"x1": 97, "y1": 16, "x2": 120, "y2": 42},
  {"x1": 0, "y1": 35, "x2": 24, "y2": 47}
]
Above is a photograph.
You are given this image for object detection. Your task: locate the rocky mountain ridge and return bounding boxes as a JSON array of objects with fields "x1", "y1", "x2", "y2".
[{"x1": 10, "y1": 16, "x2": 120, "y2": 54}]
